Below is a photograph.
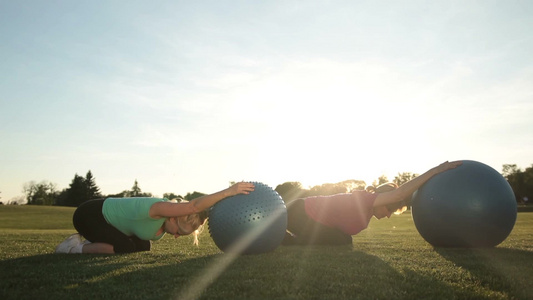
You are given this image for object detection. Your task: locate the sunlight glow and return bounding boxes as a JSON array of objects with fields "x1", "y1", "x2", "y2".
[
  {"x1": 213, "y1": 59, "x2": 442, "y2": 189},
  {"x1": 176, "y1": 209, "x2": 287, "y2": 300}
]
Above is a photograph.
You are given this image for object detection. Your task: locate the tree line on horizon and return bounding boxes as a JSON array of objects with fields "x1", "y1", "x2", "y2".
[
  {"x1": 1, "y1": 171, "x2": 415, "y2": 206},
  {"x1": 5, "y1": 171, "x2": 207, "y2": 207},
  {"x1": 1, "y1": 163, "x2": 532, "y2": 206}
]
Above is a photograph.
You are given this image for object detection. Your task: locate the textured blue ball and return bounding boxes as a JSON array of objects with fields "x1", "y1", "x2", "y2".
[
  {"x1": 412, "y1": 160, "x2": 517, "y2": 247},
  {"x1": 208, "y1": 182, "x2": 287, "y2": 254}
]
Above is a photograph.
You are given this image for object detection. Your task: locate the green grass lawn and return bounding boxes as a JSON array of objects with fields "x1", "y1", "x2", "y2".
[{"x1": 1, "y1": 205, "x2": 532, "y2": 300}]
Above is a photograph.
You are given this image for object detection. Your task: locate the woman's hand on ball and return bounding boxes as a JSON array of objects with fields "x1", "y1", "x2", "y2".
[
  {"x1": 228, "y1": 182, "x2": 255, "y2": 196},
  {"x1": 435, "y1": 161, "x2": 463, "y2": 174}
]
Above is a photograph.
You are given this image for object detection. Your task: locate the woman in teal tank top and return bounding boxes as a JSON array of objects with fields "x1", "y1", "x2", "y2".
[{"x1": 55, "y1": 182, "x2": 255, "y2": 254}]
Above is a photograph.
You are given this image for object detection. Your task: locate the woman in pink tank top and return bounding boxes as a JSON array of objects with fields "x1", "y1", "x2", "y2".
[{"x1": 282, "y1": 161, "x2": 462, "y2": 246}]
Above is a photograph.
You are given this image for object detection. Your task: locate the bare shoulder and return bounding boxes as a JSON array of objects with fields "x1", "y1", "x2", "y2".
[
  {"x1": 149, "y1": 201, "x2": 175, "y2": 218},
  {"x1": 149, "y1": 201, "x2": 195, "y2": 218}
]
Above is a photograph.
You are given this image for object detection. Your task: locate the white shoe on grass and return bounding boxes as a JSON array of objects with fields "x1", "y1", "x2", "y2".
[{"x1": 55, "y1": 234, "x2": 82, "y2": 254}]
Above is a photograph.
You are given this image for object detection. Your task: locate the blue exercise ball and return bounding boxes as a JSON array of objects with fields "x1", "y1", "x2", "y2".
[
  {"x1": 412, "y1": 160, "x2": 517, "y2": 247},
  {"x1": 208, "y1": 182, "x2": 287, "y2": 254}
]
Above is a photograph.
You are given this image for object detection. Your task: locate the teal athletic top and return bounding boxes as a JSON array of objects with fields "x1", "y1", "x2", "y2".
[{"x1": 102, "y1": 197, "x2": 168, "y2": 241}]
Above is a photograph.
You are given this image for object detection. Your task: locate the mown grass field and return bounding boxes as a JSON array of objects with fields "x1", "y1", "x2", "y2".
[{"x1": 0, "y1": 205, "x2": 532, "y2": 300}]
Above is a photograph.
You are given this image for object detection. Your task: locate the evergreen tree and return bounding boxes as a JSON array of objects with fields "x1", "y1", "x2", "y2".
[
  {"x1": 67, "y1": 174, "x2": 87, "y2": 207},
  {"x1": 127, "y1": 180, "x2": 152, "y2": 197},
  {"x1": 85, "y1": 170, "x2": 101, "y2": 200},
  {"x1": 131, "y1": 179, "x2": 142, "y2": 197},
  {"x1": 60, "y1": 171, "x2": 103, "y2": 207}
]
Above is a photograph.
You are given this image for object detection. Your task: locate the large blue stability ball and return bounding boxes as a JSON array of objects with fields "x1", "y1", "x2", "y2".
[
  {"x1": 412, "y1": 160, "x2": 517, "y2": 247},
  {"x1": 208, "y1": 182, "x2": 287, "y2": 254}
]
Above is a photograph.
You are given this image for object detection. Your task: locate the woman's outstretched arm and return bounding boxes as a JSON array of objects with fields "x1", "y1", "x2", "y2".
[
  {"x1": 150, "y1": 182, "x2": 255, "y2": 218},
  {"x1": 373, "y1": 161, "x2": 462, "y2": 207}
]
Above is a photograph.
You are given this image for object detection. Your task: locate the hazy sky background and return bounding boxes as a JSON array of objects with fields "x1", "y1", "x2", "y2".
[{"x1": 1, "y1": 1, "x2": 532, "y2": 202}]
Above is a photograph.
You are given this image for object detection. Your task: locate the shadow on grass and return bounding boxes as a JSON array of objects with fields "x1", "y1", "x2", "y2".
[
  {"x1": 0, "y1": 245, "x2": 502, "y2": 300},
  {"x1": 435, "y1": 247, "x2": 533, "y2": 300}
]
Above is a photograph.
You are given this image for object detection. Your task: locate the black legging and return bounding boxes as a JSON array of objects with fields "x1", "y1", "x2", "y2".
[
  {"x1": 282, "y1": 198, "x2": 352, "y2": 246},
  {"x1": 73, "y1": 199, "x2": 151, "y2": 253}
]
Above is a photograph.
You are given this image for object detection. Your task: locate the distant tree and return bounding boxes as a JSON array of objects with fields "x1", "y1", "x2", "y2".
[
  {"x1": 106, "y1": 190, "x2": 129, "y2": 198},
  {"x1": 23, "y1": 181, "x2": 58, "y2": 205},
  {"x1": 393, "y1": 172, "x2": 419, "y2": 186},
  {"x1": 23, "y1": 181, "x2": 37, "y2": 203},
  {"x1": 57, "y1": 171, "x2": 103, "y2": 207},
  {"x1": 372, "y1": 175, "x2": 389, "y2": 187},
  {"x1": 66, "y1": 174, "x2": 88, "y2": 207},
  {"x1": 131, "y1": 179, "x2": 142, "y2": 197},
  {"x1": 339, "y1": 179, "x2": 366, "y2": 192},
  {"x1": 85, "y1": 170, "x2": 102, "y2": 200},
  {"x1": 163, "y1": 193, "x2": 182, "y2": 201},
  {"x1": 7, "y1": 196, "x2": 25, "y2": 205},
  {"x1": 526, "y1": 166, "x2": 533, "y2": 202},
  {"x1": 55, "y1": 188, "x2": 68, "y2": 206},
  {"x1": 15, "y1": 196, "x2": 25, "y2": 205},
  {"x1": 502, "y1": 164, "x2": 533, "y2": 203},
  {"x1": 118, "y1": 180, "x2": 153, "y2": 198},
  {"x1": 184, "y1": 191, "x2": 206, "y2": 201},
  {"x1": 308, "y1": 182, "x2": 349, "y2": 197},
  {"x1": 502, "y1": 164, "x2": 520, "y2": 177}
]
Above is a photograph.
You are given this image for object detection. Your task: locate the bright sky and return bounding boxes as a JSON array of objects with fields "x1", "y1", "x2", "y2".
[{"x1": 1, "y1": 1, "x2": 532, "y2": 202}]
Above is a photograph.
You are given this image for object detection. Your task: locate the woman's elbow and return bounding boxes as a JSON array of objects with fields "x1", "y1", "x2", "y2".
[{"x1": 189, "y1": 201, "x2": 201, "y2": 213}]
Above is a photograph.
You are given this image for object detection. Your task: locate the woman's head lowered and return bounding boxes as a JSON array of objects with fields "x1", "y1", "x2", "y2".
[
  {"x1": 164, "y1": 201, "x2": 210, "y2": 246},
  {"x1": 371, "y1": 182, "x2": 410, "y2": 218}
]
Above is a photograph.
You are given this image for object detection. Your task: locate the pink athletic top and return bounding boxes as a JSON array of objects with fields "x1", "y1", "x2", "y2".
[{"x1": 304, "y1": 191, "x2": 378, "y2": 235}]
